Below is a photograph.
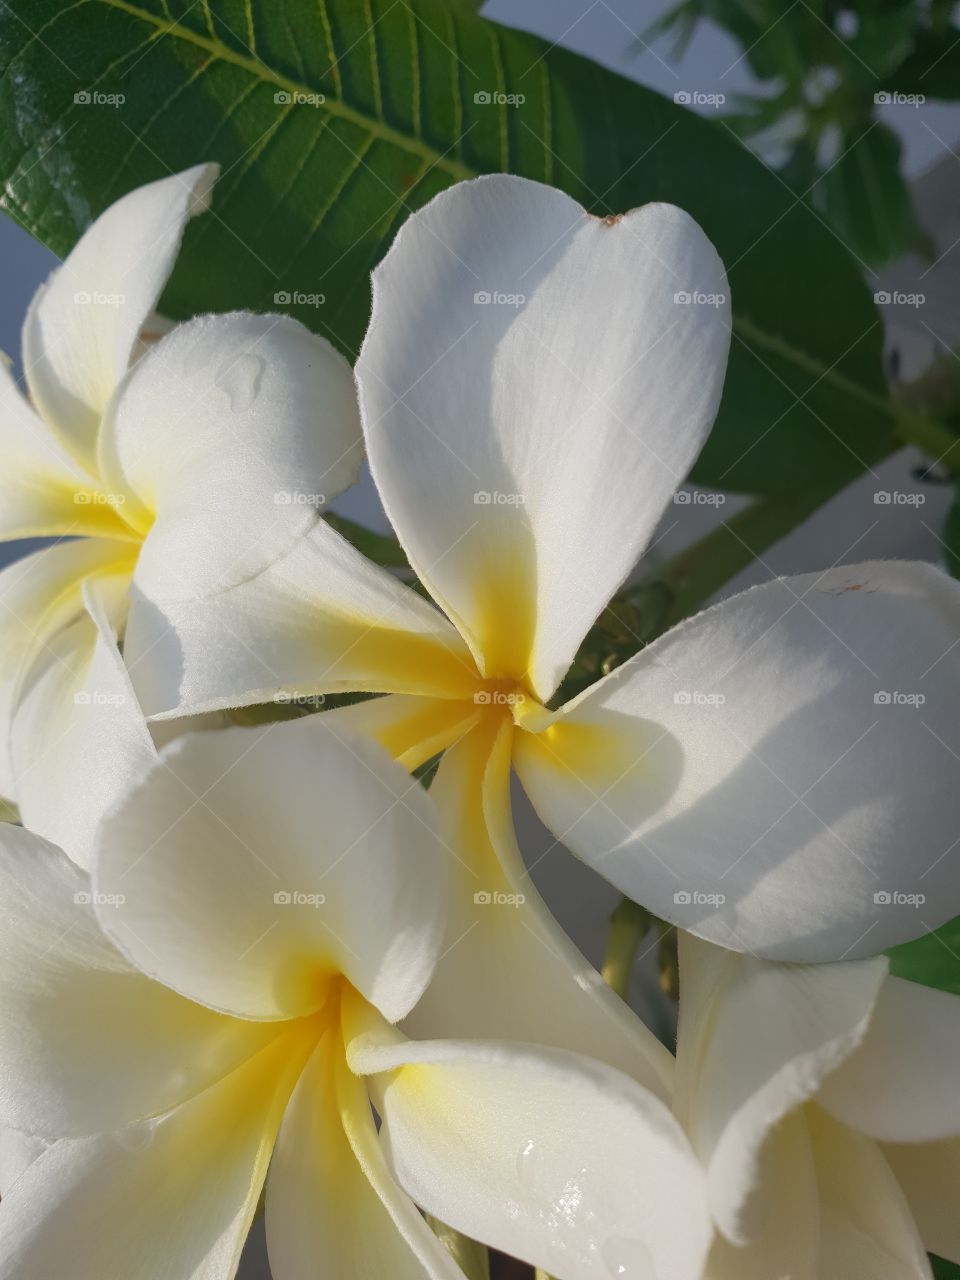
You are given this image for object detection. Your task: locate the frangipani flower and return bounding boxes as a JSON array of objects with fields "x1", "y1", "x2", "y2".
[
  {"x1": 131, "y1": 174, "x2": 960, "y2": 981},
  {"x1": 0, "y1": 164, "x2": 361, "y2": 863},
  {"x1": 675, "y1": 932, "x2": 960, "y2": 1278},
  {"x1": 0, "y1": 720, "x2": 711, "y2": 1280}
]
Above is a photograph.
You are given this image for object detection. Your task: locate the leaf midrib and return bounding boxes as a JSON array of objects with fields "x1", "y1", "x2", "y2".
[
  {"x1": 75, "y1": 0, "x2": 892, "y2": 423},
  {"x1": 99, "y1": 0, "x2": 476, "y2": 180}
]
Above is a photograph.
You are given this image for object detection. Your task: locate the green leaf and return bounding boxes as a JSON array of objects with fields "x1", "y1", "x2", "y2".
[
  {"x1": 820, "y1": 121, "x2": 915, "y2": 265},
  {"x1": 888, "y1": 916, "x2": 960, "y2": 996},
  {"x1": 944, "y1": 493, "x2": 960, "y2": 578},
  {"x1": 0, "y1": 0, "x2": 893, "y2": 495},
  {"x1": 931, "y1": 1254, "x2": 960, "y2": 1280},
  {"x1": 887, "y1": 26, "x2": 960, "y2": 99}
]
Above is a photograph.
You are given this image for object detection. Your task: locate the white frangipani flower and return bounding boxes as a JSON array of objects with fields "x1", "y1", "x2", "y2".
[
  {"x1": 0, "y1": 721, "x2": 711, "y2": 1280},
  {"x1": 130, "y1": 173, "x2": 960, "y2": 972},
  {"x1": 0, "y1": 164, "x2": 362, "y2": 864},
  {"x1": 674, "y1": 932, "x2": 960, "y2": 1278}
]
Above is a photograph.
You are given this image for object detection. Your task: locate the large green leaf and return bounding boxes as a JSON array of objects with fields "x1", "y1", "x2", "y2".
[
  {"x1": 0, "y1": 0, "x2": 894, "y2": 495},
  {"x1": 820, "y1": 121, "x2": 916, "y2": 266},
  {"x1": 888, "y1": 916, "x2": 960, "y2": 996}
]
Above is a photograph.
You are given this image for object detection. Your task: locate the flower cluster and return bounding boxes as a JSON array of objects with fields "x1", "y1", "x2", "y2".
[{"x1": 0, "y1": 166, "x2": 958, "y2": 1280}]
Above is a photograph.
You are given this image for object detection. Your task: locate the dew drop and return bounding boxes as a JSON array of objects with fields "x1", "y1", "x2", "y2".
[
  {"x1": 602, "y1": 1236, "x2": 656, "y2": 1280},
  {"x1": 215, "y1": 353, "x2": 265, "y2": 412},
  {"x1": 113, "y1": 1119, "x2": 155, "y2": 1152},
  {"x1": 516, "y1": 1138, "x2": 536, "y2": 1185}
]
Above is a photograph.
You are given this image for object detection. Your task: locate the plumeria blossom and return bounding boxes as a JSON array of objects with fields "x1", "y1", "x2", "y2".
[
  {"x1": 130, "y1": 173, "x2": 960, "y2": 985},
  {"x1": 0, "y1": 720, "x2": 711, "y2": 1280},
  {"x1": 0, "y1": 164, "x2": 361, "y2": 864},
  {"x1": 675, "y1": 931, "x2": 960, "y2": 1278}
]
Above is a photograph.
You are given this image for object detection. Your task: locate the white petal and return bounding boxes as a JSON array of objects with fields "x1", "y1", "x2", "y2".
[
  {"x1": 0, "y1": 357, "x2": 133, "y2": 541},
  {"x1": 266, "y1": 1029, "x2": 462, "y2": 1280},
  {"x1": 125, "y1": 517, "x2": 478, "y2": 720},
  {"x1": 703, "y1": 1113, "x2": 819, "y2": 1280},
  {"x1": 0, "y1": 1129, "x2": 47, "y2": 1198},
  {"x1": 94, "y1": 719, "x2": 448, "y2": 1022},
  {"x1": 346, "y1": 993, "x2": 711, "y2": 1280},
  {"x1": 0, "y1": 1026, "x2": 313, "y2": 1280},
  {"x1": 884, "y1": 1138, "x2": 960, "y2": 1264},
  {"x1": 358, "y1": 174, "x2": 730, "y2": 701},
  {"x1": 0, "y1": 822, "x2": 278, "y2": 1138},
  {"x1": 402, "y1": 717, "x2": 675, "y2": 1100},
  {"x1": 0, "y1": 538, "x2": 135, "y2": 801},
  {"x1": 11, "y1": 574, "x2": 157, "y2": 869},
  {"x1": 22, "y1": 164, "x2": 217, "y2": 458},
  {"x1": 818, "y1": 976, "x2": 960, "y2": 1142},
  {"x1": 810, "y1": 1107, "x2": 932, "y2": 1280},
  {"x1": 100, "y1": 310, "x2": 363, "y2": 595},
  {"x1": 517, "y1": 560, "x2": 960, "y2": 960},
  {"x1": 675, "y1": 933, "x2": 886, "y2": 1244}
]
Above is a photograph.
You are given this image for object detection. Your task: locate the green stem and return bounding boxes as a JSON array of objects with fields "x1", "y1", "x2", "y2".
[
  {"x1": 425, "y1": 1217, "x2": 490, "y2": 1280},
  {"x1": 601, "y1": 900, "x2": 653, "y2": 1000},
  {"x1": 324, "y1": 513, "x2": 410, "y2": 570}
]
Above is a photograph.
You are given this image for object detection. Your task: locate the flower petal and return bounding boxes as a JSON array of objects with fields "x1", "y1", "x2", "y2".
[
  {"x1": 0, "y1": 822, "x2": 278, "y2": 1138},
  {"x1": 0, "y1": 538, "x2": 136, "y2": 801},
  {"x1": 345, "y1": 993, "x2": 711, "y2": 1280},
  {"x1": 883, "y1": 1139, "x2": 960, "y2": 1264},
  {"x1": 703, "y1": 1114, "x2": 819, "y2": 1280},
  {"x1": 674, "y1": 933, "x2": 886, "y2": 1244},
  {"x1": 818, "y1": 976, "x2": 960, "y2": 1142},
  {"x1": 358, "y1": 174, "x2": 730, "y2": 701},
  {"x1": 0, "y1": 1130, "x2": 47, "y2": 1198},
  {"x1": 11, "y1": 574, "x2": 157, "y2": 869},
  {"x1": 809, "y1": 1107, "x2": 931, "y2": 1280},
  {"x1": 125, "y1": 516, "x2": 477, "y2": 719},
  {"x1": 0, "y1": 1025, "x2": 313, "y2": 1280},
  {"x1": 94, "y1": 718, "x2": 449, "y2": 1022},
  {"x1": 0, "y1": 358, "x2": 132, "y2": 541},
  {"x1": 100, "y1": 310, "x2": 363, "y2": 593},
  {"x1": 517, "y1": 561, "x2": 960, "y2": 960},
  {"x1": 401, "y1": 717, "x2": 675, "y2": 1101},
  {"x1": 22, "y1": 164, "x2": 217, "y2": 459},
  {"x1": 266, "y1": 1029, "x2": 463, "y2": 1280}
]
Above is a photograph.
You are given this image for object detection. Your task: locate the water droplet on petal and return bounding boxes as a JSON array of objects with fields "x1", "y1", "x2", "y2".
[
  {"x1": 113, "y1": 1119, "x2": 156, "y2": 1152},
  {"x1": 602, "y1": 1237, "x2": 656, "y2": 1280},
  {"x1": 516, "y1": 1138, "x2": 536, "y2": 1185},
  {"x1": 215, "y1": 353, "x2": 264, "y2": 412}
]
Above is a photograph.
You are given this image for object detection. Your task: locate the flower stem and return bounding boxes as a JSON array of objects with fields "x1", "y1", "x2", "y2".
[
  {"x1": 601, "y1": 900, "x2": 653, "y2": 1000},
  {"x1": 425, "y1": 1216, "x2": 490, "y2": 1280}
]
